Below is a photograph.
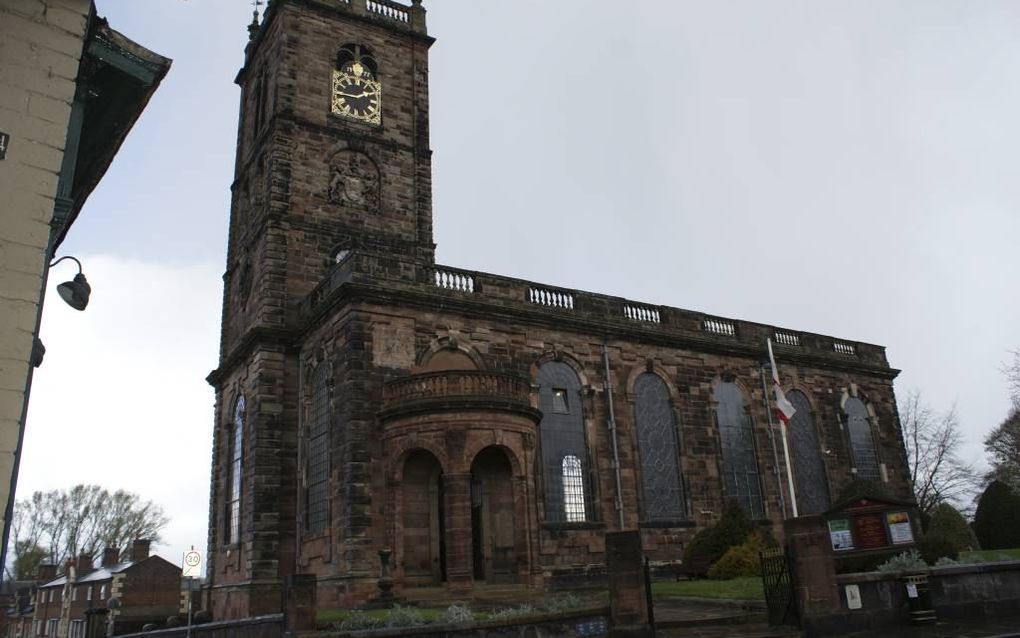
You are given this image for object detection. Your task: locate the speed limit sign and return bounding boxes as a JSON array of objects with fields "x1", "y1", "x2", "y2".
[{"x1": 182, "y1": 548, "x2": 203, "y2": 578}]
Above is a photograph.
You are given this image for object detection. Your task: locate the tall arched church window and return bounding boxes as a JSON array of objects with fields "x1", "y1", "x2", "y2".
[
  {"x1": 307, "y1": 364, "x2": 330, "y2": 534},
  {"x1": 634, "y1": 373, "x2": 685, "y2": 521},
  {"x1": 331, "y1": 43, "x2": 381, "y2": 124},
  {"x1": 537, "y1": 362, "x2": 590, "y2": 522},
  {"x1": 714, "y1": 382, "x2": 764, "y2": 519},
  {"x1": 227, "y1": 396, "x2": 245, "y2": 544},
  {"x1": 786, "y1": 390, "x2": 830, "y2": 515},
  {"x1": 845, "y1": 397, "x2": 881, "y2": 482}
]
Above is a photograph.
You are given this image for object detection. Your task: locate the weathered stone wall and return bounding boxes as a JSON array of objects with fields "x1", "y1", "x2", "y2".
[
  {"x1": 0, "y1": 0, "x2": 90, "y2": 609},
  {"x1": 284, "y1": 279, "x2": 906, "y2": 604},
  {"x1": 815, "y1": 561, "x2": 1020, "y2": 636},
  {"x1": 209, "y1": 0, "x2": 433, "y2": 617}
]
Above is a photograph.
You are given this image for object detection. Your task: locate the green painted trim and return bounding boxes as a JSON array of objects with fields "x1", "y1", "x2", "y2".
[{"x1": 86, "y1": 38, "x2": 157, "y2": 85}]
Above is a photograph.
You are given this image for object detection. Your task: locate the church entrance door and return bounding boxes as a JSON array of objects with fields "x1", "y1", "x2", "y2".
[
  {"x1": 402, "y1": 450, "x2": 446, "y2": 586},
  {"x1": 470, "y1": 447, "x2": 517, "y2": 584}
]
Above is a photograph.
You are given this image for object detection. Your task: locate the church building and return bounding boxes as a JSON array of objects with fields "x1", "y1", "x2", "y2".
[{"x1": 205, "y1": 0, "x2": 909, "y2": 618}]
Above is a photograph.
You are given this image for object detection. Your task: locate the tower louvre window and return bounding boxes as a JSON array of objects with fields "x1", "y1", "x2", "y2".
[
  {"x1": 306, "y1": 363, "x2": 331, "y2": 534},
  {"x1": 253, "y1": 71, "x2": 268, "y2": 132},
  {"x1": 336, "y1": 43, "x2": 378, "y2": 77}
]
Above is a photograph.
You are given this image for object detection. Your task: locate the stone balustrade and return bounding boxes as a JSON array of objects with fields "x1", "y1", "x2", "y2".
[
  {"x1": 382, "y1": 370, "x2": 533, "y2": 414},
  {"x1": 302, "y1": 252, "x2": 891, "y2": 370}
]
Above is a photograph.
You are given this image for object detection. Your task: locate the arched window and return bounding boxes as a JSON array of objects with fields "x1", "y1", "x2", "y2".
[
  {"x1": 336, "y1": 43, "x2": 378, "y2": 77},
  {"x1": 562, "y1": 456, "x2": 586, "y2": 522},
  {"x1": 845, "y1": 397, "x2": 881, "y2": 482},
  {"x1": 714, "y1": 382, "x2": 763, "y2": 519},
  {"x1": 306, "y1": 364, "x2": 330, "y2": 534},
  {"x1": 634, "y1": 373, "x2": 685, "y2": 521},
  {"x1": 537, "y1": 361, "x2": 590, "y2": 522},
  {"x1": 227, "y1": 396, "x2": 245, "y2": 544},
  {"x1": 786, "y1": 390, "x2": 830, "y2": 515}
]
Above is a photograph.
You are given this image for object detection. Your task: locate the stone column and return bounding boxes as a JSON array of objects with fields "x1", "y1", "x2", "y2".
[
  {"x1": 443, "y1": 472, "x2": 473, "y2": 592},
  {"x1": 785, "y1": 515, "x2": 840, "y2": 619},
  {"x1": 606, "y1": 531, "x2": 652, "y2": 638},
  {"x1": 284, "y1": 574, "x2": 317, "y2": 632}
]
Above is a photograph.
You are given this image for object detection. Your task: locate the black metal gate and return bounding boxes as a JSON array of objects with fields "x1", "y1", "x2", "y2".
[{"x1": 760, "y1": 547, "x2": 798, "y2": 627}]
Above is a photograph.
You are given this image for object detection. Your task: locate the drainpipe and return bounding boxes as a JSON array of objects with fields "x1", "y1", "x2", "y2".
[{"x1": 602, "y1": 339, "x2": 625, "y2": 530}]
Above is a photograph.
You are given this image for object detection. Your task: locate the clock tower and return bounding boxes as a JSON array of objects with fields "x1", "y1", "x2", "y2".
[{"x1": 207, "y1": 0, "x2": 432, "y2": 618}]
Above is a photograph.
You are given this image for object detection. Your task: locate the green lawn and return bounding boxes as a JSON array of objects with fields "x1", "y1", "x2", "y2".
[
  {"x1": 958, "y1": 548, "x2": 1020, "y2": 563},
  {"x1": 651, "y1": 576, "x2": 764, "y2": 600}
]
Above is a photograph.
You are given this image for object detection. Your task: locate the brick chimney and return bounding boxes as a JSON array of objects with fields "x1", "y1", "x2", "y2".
[
  {"x1": 37, "y1": 564, "x2": 57, "y2": 582},
  {"x1": 130, "y1": 539, "x2": 150, "y2": 563},
  {"x1": 76, "y1": 553, "x2": 92, "y2": 576},
  {"x1": 102, "y1": 547, "x2": 120, "y2": 567},
  {"x1": 64, "y1": 558, "x2": 76, "y2": 577}
]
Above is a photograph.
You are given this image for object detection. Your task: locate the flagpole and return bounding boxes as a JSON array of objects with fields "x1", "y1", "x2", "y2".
[
  {"x1": 767, "y1": 339, "x2": 799, "y2": 519},
  {"x1": 759, "y1": 364, "x2": 788, "y2": 519}
]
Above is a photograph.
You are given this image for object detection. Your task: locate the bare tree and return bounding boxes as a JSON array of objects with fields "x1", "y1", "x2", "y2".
[
  {"x1": 900, "y1": 389, "x2": 980, "y2": 516},
  {"x1": 6, "y1": 485, "x2": 168, "y2": 578},
  {"x1": 1005, "y1": 349, "x2": 1020, "y2": 411}
]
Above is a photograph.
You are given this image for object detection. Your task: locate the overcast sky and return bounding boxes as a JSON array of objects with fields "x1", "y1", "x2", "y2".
[{"x1": 23, "y1": 1, "x2": 1020, "y2": 569}]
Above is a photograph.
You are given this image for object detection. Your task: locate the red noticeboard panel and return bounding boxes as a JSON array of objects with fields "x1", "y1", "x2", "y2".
[{"x1": 852, "y1": 514, "x2": 889, "y2": 550}]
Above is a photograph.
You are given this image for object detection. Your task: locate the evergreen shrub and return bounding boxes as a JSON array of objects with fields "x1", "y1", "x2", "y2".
[
  {"x1": 707, "y1": 531, "x2": 772, "y2": 580},
  {"x1": 682, "y1": 500, "x2": 755, "y2": 575},
  {"x1": 973, "y1": 481, "x2": 1020, "y2": 550},
  {"x1": 917, "y1": 503, "x2": 979, "y2": 563}
]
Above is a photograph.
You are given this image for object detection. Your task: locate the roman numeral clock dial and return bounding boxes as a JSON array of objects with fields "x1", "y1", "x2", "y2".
[{"x1": 331, "y1": 61, "x2": 381, "y2": 125}]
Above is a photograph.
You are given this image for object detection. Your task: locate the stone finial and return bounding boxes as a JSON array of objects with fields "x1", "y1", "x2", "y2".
[
  {"x1": 247, "y1": 0, "x2": 263, "y2": 40},
  {"x1": 247, "y1": 10, "x2": 260, "y2": 40}
]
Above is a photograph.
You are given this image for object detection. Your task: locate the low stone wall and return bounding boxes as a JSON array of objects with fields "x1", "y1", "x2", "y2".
[
  {"x1": 116, "y1": 613, "x2": 283, "y2": 638},
  {"x1": 296, "y1": 609, "x2": 610, "y2": 638},
  {"x1": 803, "y1": 560, "x2": 1020, "y2": 636}
]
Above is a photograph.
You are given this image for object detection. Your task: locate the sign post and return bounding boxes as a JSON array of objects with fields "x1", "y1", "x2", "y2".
[{"x1": 182, "y1": 547, "x2": 203, "y2": 638}]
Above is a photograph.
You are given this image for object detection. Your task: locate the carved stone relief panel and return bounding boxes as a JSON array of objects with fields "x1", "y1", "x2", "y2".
[{"x1": 328, "y1": 150, "x2": 380, "y2": 210}]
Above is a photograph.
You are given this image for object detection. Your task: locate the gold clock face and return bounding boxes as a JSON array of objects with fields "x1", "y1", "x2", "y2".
[{"x1": 331, "y1": 62, "x2": 381, "y2": 125}]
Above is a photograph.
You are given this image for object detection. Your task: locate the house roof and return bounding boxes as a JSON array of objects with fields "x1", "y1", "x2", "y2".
[
  {"x1": 39, "y1": 554, "x2": 181, "y2": 588},
  {"x1": 52, "y1": 11, "x2": 172, "y2": 249}
]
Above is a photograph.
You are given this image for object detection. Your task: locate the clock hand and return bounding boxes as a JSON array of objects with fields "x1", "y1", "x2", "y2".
[{"x1": 338, "y1": 90, "x2": 376, "y2": 98}]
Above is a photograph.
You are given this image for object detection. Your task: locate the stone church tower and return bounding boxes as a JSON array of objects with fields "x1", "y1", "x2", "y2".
[{"x1": 207, "y1": 0, "x2": 912, "y2": 620}]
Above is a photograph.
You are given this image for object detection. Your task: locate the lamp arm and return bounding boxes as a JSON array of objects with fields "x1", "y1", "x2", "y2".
[{"x1": 48, "y1": 255, "x2": 83, "y2": 274}]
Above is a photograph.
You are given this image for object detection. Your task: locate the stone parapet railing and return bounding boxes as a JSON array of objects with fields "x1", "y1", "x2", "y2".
[{"x1": 302, "y1": 252, "x2": 892, "y2": 371}]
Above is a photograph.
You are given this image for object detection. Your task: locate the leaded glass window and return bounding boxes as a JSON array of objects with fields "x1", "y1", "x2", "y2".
[
  {"x1": 714, "y1": 382, "x2": 764, "y2": 519},
  {"x1": 562, "y1": 455, "x2": 586, "y2": 522},
  {"x1": 307, "y1": 364, "x2": 330, "y2": 534},
  {"x1": 226, "y1": 396, "x2": 245, "y2": 544},
  {"x1": 537, "y1": 362, "x2": 590, "y2": 522},
  {"x1": 845, "y1": 397, "x2": 881, "y2": 482},
  {"x1": 634, "y1": 373, "x2": 685, "y2": 521},
  {"x1": 787, "y1": 390, "x2": 830, "y2": 515}
]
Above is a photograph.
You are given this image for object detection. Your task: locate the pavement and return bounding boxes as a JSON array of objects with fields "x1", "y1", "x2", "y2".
[
  {"x1": 849, "y1": 617, "x2": 1020, "y2": 638},
  {"x1": 651, "y1": 596, "x2": 1020, "y2": 637}
]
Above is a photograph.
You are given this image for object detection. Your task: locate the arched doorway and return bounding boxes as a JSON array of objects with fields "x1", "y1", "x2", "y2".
[
  {"x1": 470, "y1": 447, "x2": 517, "y2": 584},
  {"x1": 402, "y1": 450, "x2": 446, "y2": 586}
]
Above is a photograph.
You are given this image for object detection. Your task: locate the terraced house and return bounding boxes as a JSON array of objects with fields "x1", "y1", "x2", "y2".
[{"x1": 205, "y1": 0, "x2": 910, "y2": 618}]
